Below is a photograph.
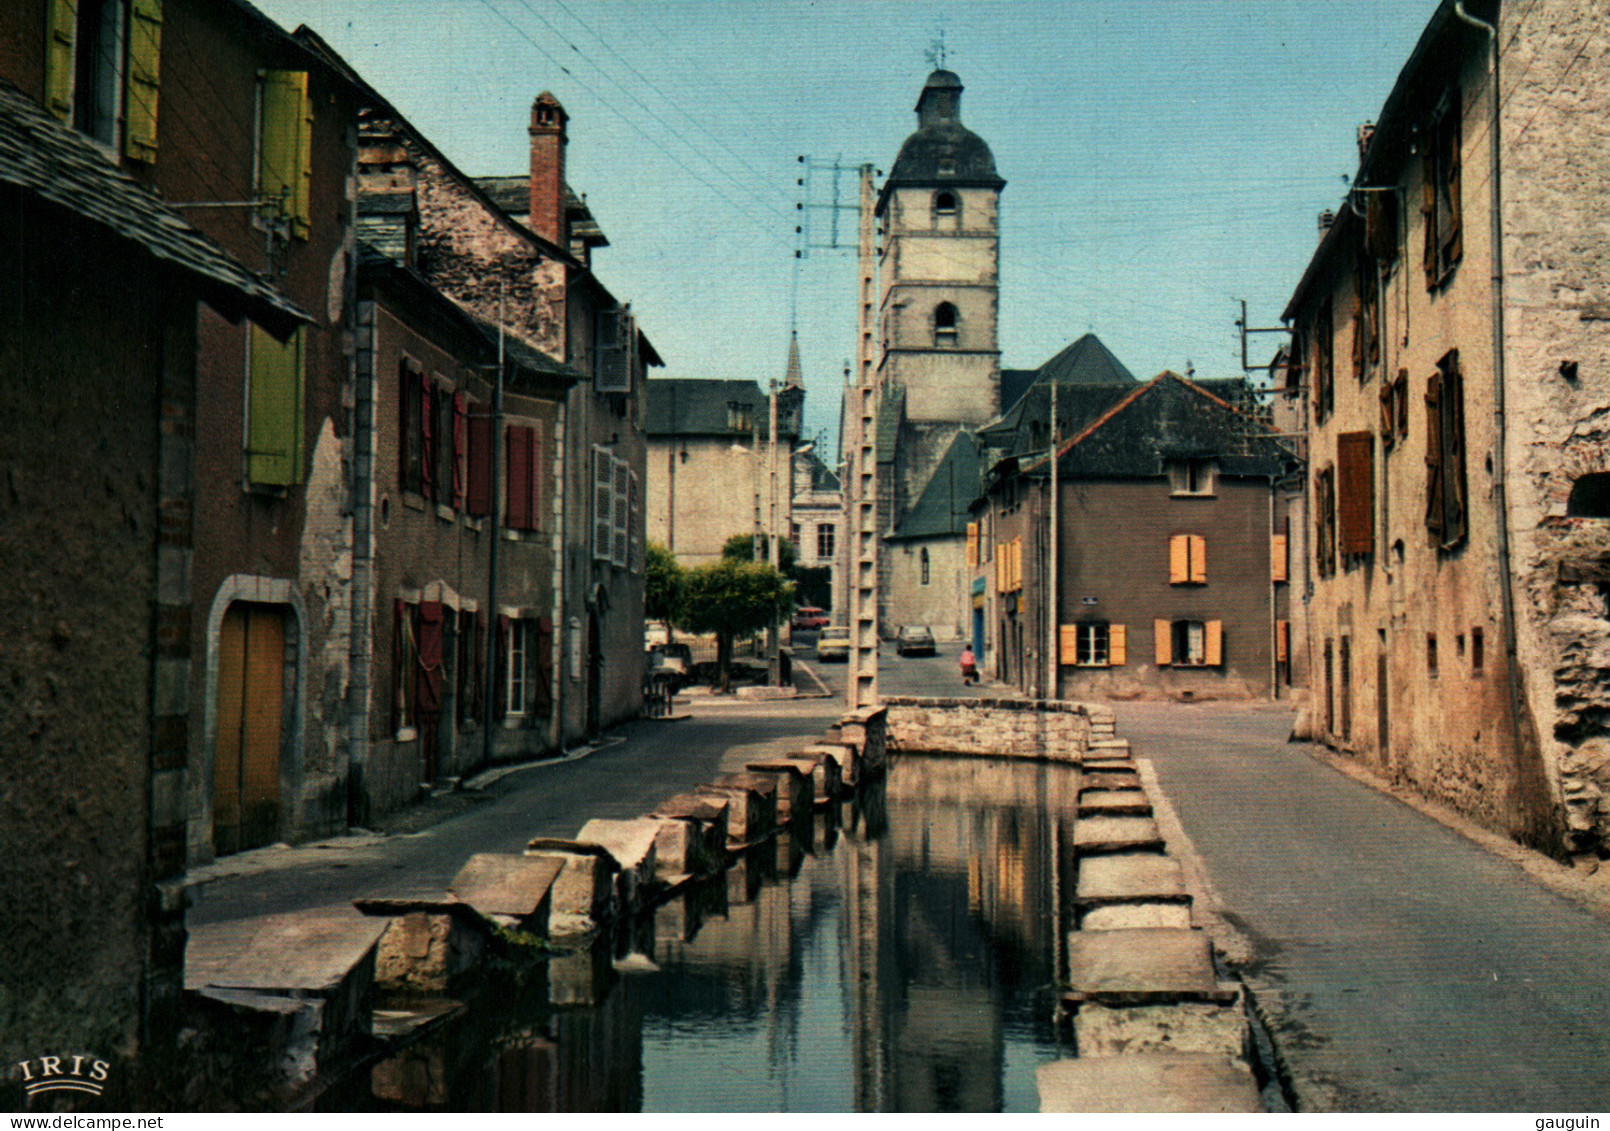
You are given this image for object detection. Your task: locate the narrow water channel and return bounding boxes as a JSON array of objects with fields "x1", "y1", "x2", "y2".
[{"x1": 327, "y1": 755, "x2": 1081, "y2": 1112}]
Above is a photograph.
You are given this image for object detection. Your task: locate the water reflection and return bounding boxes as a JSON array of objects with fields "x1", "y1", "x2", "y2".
[{"x1": 334, "y1": 756, "x2": 1077, "y2": 1113}]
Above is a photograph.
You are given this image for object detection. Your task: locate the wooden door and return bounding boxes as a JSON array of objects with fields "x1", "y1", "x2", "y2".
[{"x1": 214, "y1": 602, "x2": 285, "y2": 855}]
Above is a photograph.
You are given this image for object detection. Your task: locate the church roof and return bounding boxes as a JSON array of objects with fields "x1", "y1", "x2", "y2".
[
  {"x1": 1009, "y1": 372, "x2": 1289, "y2": 481},
  {"x1": 1036, "y1": 333, "x2": 1138, "y2": 388},
  {"x1": 889, "y1": 431, "x2": 983, "y2": 541},
  {"x1": 875, "y1": 383, "x2": 906, "y2": 464},
  {"x1": 877, "y1": 70, "x2": 1004, "y2": 215},
  {"x1": 982, "y1": 335, "x2": 1140, "y2": 455}
]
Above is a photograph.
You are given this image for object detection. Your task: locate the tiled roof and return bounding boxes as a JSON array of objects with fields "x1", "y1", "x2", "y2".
[
  {"x1": 0, "y1": 81, "x2": 306, "y2": 338},
  {"x1": 889, "y1": 431, "x2": 983, "y2": 540}
]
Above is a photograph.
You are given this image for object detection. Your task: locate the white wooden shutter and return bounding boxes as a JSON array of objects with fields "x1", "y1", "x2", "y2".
[
  {"x1": 592, "y1": 446, "x2": 613, "y2": 561},
  {"x1": 628, "y1": 469, "x2": 642, "y2": 573},
  {"x1": 612, "y1": 455, "x2": 630, "y2": 567}
]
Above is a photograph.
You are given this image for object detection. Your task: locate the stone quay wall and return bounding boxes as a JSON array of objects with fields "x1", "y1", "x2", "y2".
[{"x1": 884, "y1": 696, "x2": 1111, "y2": 761}]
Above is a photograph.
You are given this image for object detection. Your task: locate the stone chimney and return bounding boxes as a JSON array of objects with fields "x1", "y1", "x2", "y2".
[
  {"x1": 1356, "y1": 121, "x2": 1376, "y2": 165},
  {"x1": 528, "y1": 91, "x2": 568, "y2": 247},
  {"x1": 1318, "y1": 209, "x2": 1336, "y2": 238}
]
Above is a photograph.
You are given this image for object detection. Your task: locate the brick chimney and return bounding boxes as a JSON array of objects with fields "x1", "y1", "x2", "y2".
[{"x1": 528, "y1": 91, "x2": 568, "y2": 247}]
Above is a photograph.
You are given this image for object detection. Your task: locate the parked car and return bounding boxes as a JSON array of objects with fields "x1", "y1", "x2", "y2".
[
  {"x1": 792, "y1": 605, "x2": 830, "y2": 631},
  {"x1": 895, "y1": 625, "x2": 937, "y2": 656},
  {"x1": 815, "y1": 625, "x2": 851, "y2": 662}
]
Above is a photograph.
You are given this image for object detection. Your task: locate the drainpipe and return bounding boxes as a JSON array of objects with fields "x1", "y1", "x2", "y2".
[
  {"x1": 1046, "y1": 380, "x2": 1059, "y2": 700},
  {"x1": 483, "y1": 293, "x2": 505, "y2": 768},
  {"x1": 346, "y1": 128, "x2": 373, "y2": 829},
  {"x1": 1453, "y1": 2, "x2": 1552, "y2": 848}
]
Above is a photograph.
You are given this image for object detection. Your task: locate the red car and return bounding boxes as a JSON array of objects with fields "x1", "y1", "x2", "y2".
[{"x1": 792, "y1": 606, "x2": 830, "y2": 630}]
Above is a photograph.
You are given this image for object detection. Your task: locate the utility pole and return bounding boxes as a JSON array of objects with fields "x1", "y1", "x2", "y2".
[
  {"x1": 483, "y1": 283, "x2": 506, "y2": 767},
  {"x1": 847, "y1": 163, "x2": 879, "y2": 712},
  {"x1": 1045, "y1": 378, "x2": 1059, "y2": 701},
  {"x1": 767, "y1": 376, "x2": 781, "y2": 684}
]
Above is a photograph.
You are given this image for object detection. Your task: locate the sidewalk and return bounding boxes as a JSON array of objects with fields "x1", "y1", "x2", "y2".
[
  {"x1": 187, "y1": 696, "x2": 842, "y2": 928},
  {"x1": 1120, "y1": 700, "x2": 1610, "y2": 1112}
]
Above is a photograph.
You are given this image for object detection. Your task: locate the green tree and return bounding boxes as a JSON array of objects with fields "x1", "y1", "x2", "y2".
[
  {"x1": 721, "y1": 531, "x2": 798, "y2": 576},
  {"x1": 680, "y1": 558, "x2": 795, "y2": 691},
  {"x1": 645, "y1": 542, "x2": 683, "y2": 637}
]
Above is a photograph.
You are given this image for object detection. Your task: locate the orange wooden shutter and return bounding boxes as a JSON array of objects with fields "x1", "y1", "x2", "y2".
[
  {"x1": 1189, "y1": 534, "x2": 1207, "y2": 584},
  {"x1": 1154, "y1": 620, "x2": 1172, "y2": 666},
  {"x1": 1169, "y1": 534, "x2": 1189, "y2": 584},
  {"x1": 1276, "y1": 620, "x2": 1290, "y2": 662},
  {"x1": 1337, "y1": 431, "x2": 1375, "y2": 556},
  {"x1": 1059, "y1": 625, "x2": 1078, "y2": 666},
  {"x1": 1271, "y1": 534, "x2": 1289, "y2": 583},
  {"x1": 1205, "y1": 620, "x2": 1223, "y2": 667},
  {"x1": 1109, "y1": 624, "x2": 1127, "y2": 667}
]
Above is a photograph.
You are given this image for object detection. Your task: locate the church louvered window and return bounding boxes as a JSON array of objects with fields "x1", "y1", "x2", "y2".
[{"x1": 934, "y1": 302, "x2": 959, "y2": 347}]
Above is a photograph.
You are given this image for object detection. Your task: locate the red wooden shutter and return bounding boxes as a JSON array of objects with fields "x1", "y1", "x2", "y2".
[
  {"x1": 417, "y1": 601, "x2": 444, "y2": 715},
  {"x1": 1337, "y1": 431, "x2": 1375, "y2": 556},
  {"x1": 419, "y1": 372, "x2": 435, "y2": 501},
  {"x1": 391, "y1": 598, "x2": 405, "y2": 732},
  {"x1": 506, "y1": 425, "x2": 531, "y2": 530},
  {"x1": 1425, "y1": 372, "x2": 1444, "y2": 537},
  {"x1": 451, "y1": 392, "x2": 467, "y2": 511},
  {"x1": 1442, "y1": 353, "x2": 1468, "y2": 547},
  {"x1": 528, "y1": 424, "x2": 543, "y2": 531},
  {"x1": 467, "y1": 406, "x2": 491, "y2": 517}
]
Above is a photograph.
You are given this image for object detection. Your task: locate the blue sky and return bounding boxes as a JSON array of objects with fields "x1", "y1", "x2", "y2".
[{"x1": 253, "y1": 0, "x2": 1436, "y2": 450}]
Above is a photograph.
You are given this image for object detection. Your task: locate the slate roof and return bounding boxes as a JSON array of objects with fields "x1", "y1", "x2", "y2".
[
  {"x1": 1011, "y1": 372, "x2": 1288, "y2": 482},
  {"x1": 979, "y1": 382, "x2": 1138, "y2": 458},
  {"x1": 472, "y1": 175, "x2": 609, "y2": 247},
  {"x1": 877, "y1": 70, "x2": 1004, "y2": 215},
  {"x1": 797, "y1": 447, "x2": 840, "y2": 493},
  {"x1": 1036, "y1": 333, "x2": 1137, "y2": 387},
  {"x1": 643, "y1": 378, "x2": 798, "y2": 440},
  {"x1": 999, "y1": 369, "x2": 1039, "y2": 414},
  {"x1": 889, "y1": 431, "x2": 983, "y2": 541},
  {"x1": 0, "y1": 81, "x2": 306, "y2": 338},
  {"x1": 875, "y1": 383, "x2": 906, "y2": 464},
  {"x1": 983, "y1": 334, "x2": 1141, "y2": 455}
]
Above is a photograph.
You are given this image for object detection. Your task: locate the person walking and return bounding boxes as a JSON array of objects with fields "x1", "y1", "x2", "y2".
[{"x1": 959, "y1": 646, "x2": 979, "y2": 685}]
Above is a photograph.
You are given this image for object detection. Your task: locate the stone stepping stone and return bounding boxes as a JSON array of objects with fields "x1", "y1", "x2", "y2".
[
  {"x1": 185, "y1": 906, "x2": 388, "y2": 996},
  {"x1": 448, "y1": 853, "x2": 564, "y2": 929},
  {"x1": 1081, "y1": 903, "x2": 1194, "y2": 929},
  {"x1": 1077, "y1": 853, "x2": 1189, "y2": 905},
  {"x1": 1074, "y1": 999, "x2": 1248, "y2": 1059},
  {"x1": 1082, "y1": 771, "x2": 1141, "y2": 792},
  {"x1": 1079, "y1": 789, "x2": 1153, "y2": 817},
  {"x1": 1074, "y1": 816, "x2": 1164, "y2": 854},
  {"x1": 1063, "y1": 928, "x2": 1226, "y2": 1004},
  {"x1": 1083, "y1": 757, "x2": 1136, "y2": 773},
  {"x1": 1037, "y1": 1053, "x2": 1262, "y2": 1113}
]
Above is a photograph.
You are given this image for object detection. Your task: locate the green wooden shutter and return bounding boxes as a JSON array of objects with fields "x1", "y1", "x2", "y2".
[
  {"x1": 45, "y1": 0, "x2": 75, "y2": 122},
  {"x1": 259, "y1": 71, "x2": 312, "y2": 239},
  {"x1": 125, "y1": 0, "x2": 163, "y2": 162},
  {"x1": 248, "y1": 325, "x2": 304, "y2": 485}
]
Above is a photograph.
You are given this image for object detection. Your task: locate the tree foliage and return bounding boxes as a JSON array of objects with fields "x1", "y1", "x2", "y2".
[
  {"x1": 680, "y1": 558, "x2": 795, "y2": 690},
  {"x1": 645, "y1": 542, "x2": 683, "y2": 628},
  {"x1": 721, "y1": 531, "x2": 798, "y2": 576}
]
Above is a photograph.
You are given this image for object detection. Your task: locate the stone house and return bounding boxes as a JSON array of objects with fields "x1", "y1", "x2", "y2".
[
  {"x1": 1286, "y1": 0, "x2": 1610, "y2": 854},
  {"x1": 790, "y1": 445, "x2": 842, "y2": 612},
  {"x1": 976, "y1": 372, "x2": 1290, "y2": 700},
  {"x1": 354, "y1": 248, "x2": 578, "y2": 818},
  {"x1": 297, "y1": 34, "x2": 662, "y2": 749},
  {"x1": 643, "y1": 376, "x2": 803, "y2": 568},
  {"x1": 1, "y1": 0, "x2": 366, "y2": 862},
  {"x1": 0, "y1": 73, "x2": 302, "y2": 1093}
]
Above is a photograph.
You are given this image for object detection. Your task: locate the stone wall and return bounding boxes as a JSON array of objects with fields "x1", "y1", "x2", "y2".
[{"x1": 884, "y1": 696, "x2": 1103, "y2": 761}]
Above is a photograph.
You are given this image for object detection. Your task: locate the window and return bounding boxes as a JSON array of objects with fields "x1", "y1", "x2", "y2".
[
  {"x1": 506, "y1": 617, "x2": 527, "y2": 716},
  {"x1": 1168, "y1": 534, "x2": 1207, "y2": 585},
  {"x1": 71, "y1": 0, "x2": 123, "y2": 147},
  {"x1": 1381, "y1": 368, "x2": 1410, "y2": 451},
  {"x1": 1170, "y1": 459, "x2": 1215, "y2": 497},
  {"x1": 392, "y1": 599, "x2": 417, "y2": 735},
  {"x1": 591, "y1": 447, "x2": 633, "y2": 566},
  {"x1": 933, "y1": 191, "x2": 959, "y2": 229},
  {"x1": 505, "y1": 423, "x2": 542, "y2": 531},
  {"x1": 1312, "y1": 299, "x2": 1334, "y2": 423},
  {"x1": 1060, "y1": 622, "x2": 1126, "y2": 668},
  {"x1": 1154, "y1": 619, "x2": 1223, "y2": 667},
  {"x1": 1353, "y1": 246, "x2": 1381, "y2": 379},
  {"x1": 1323, "y1": 638, "x2": 1334, "y2": 732},
  {"x1": 44, "y1": 0, "x2": 160, "y2": 160},
  {"x1": 1337, "y1": 431, "x2": 1375, "y2": 559},
  {"x1": 247, "y1": 325, "x2": 304, "y2": 486},
  {"x1": 258, "y1": 70, "x2": 314, "y2": 240},
  {"x1": 920, "y1": 547, "x2": 931, "y2": 586},
  {"x1": 1425, "y1": 350, "x2": 1468, "y2": 549},
  {"x1": 727, "y1": 401, "x2": 753, "y2": 433},
  {"x1": 1567, "y1": 474, "x2": 1610, "y2": 518},
  {"x1": 964, "y1": 522, "x2": 977, "y2": 568},
  {"x1": 595, "y1": 306, "x2": 636, "y2": 394},
  {"x1": 1472, "y1": 626, "x2": 1485, "y2": 673},
  {"x1": 817, "y1": 523, "x2": 836, "y2": 560},
  {"x1": 934, "y1": 302, "x2": 959, "y2": 347},
  {"x1": 1427, "y1": 633, "x2": 1439, "y2": 678},
  {"x1": 1314, "y1": 466, "x2": 1337, "y2": 578},
  {"x1": 1423, "y1": 90, "x2": 1463, "y2": 288}
]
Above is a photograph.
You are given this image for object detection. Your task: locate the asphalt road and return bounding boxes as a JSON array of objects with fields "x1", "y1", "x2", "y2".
[
  {"x1": 1120, "y1": 699, "x2": 1610, "y2": 1112},
  {"x1": 798, "y1": 631, "x2": 1008, "y2": 699},
  {"x1": 188, "y1": 699, "x2": 840, "y2": 927}
]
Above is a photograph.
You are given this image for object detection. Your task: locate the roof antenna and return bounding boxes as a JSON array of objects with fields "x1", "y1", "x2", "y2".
[{"x1": 925, "y1": 24, "x2": 949, "y2": 70}]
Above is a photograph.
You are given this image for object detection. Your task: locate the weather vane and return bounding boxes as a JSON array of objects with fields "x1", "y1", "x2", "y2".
[{"x1": 925, "y1": 25, "x2": 949, "y2": 70}]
